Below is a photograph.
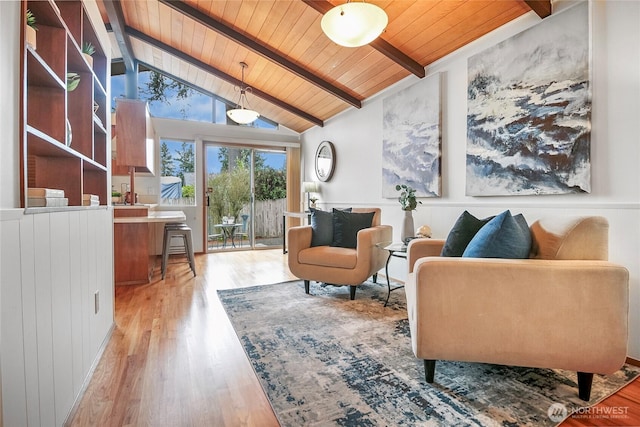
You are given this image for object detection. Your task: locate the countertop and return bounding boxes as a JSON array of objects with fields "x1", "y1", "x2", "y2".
[
  {"x1": 113, "y1": 204, "x2": 159, "y2": 210},
  {"x1": 113, "y1": 210, "x2": 186, "y2": 223}
]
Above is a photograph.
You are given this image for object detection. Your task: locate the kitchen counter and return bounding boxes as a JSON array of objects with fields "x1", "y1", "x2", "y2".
[
  {"x1": 113, "y1": 210, "x2": 185, "y2": 223},
  {"x1": 113, "y1": 207, "x2": 186, "y2": 285}
]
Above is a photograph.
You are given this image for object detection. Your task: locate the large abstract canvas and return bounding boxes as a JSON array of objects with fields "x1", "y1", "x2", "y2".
[
  {"x1": 466, "y1": 3, "x2": 590, "y2": 196},
  {"x1": 382, "y1": 73, "x2": 441, "y2": 198}
]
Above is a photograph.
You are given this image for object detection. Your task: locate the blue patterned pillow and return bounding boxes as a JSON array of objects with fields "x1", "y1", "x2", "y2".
[{"x1": 462, "y1": 210, "x2": 531, "y2": 259}]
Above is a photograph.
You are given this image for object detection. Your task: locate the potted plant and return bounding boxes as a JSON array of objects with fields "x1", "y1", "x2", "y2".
[
  {"x1": 82, "y1": 42, "x2": 95, "y2": 67},
  {"x1": 395, "y1": 184, "x2": 422, "y2": 243},
  {"x1": 111, "y1": 191, "x2": 122, "y2": 205},
  {"x1": 26, "y1": 9, "x2": 37, "y2": 50},
  {"x1": 309, "y1": 196, "x2": 318, "y2": 208}
]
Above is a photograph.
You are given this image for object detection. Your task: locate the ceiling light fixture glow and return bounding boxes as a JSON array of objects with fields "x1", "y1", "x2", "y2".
[
  {"x1": 227, "y1": 62, "x2": 260, "y2": 125},
  {"x1": 321, "y1": 1, "x2": 388, "y2": 48}
]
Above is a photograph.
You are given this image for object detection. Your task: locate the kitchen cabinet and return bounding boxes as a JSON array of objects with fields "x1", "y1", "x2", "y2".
[{"x1": 113, "y1": 98, "x2": 155, "y2": 175}]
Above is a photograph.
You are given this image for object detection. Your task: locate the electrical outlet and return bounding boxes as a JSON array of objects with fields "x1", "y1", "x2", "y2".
[{"x1": 94, "y1": 290, "x2": 99, "y2": 314}]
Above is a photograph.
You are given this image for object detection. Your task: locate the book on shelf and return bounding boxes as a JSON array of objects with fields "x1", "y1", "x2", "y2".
[
  {"x1": 82, "y1": 194, "x2": 100, "y2": 206},
  {"x1": 27, "y1": 197, "x2": 69, "y2": 207},
  {"x1": 27, "y1": 187, "x2": 65, "y2": 198}
]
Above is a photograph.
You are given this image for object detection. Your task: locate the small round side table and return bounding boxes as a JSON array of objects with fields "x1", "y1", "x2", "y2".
[{"x1": 376, "y1": 241, "x2": 407, "y2": 306}]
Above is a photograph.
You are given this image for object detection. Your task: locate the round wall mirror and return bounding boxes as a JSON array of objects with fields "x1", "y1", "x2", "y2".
[{"x1": 315, "y1": 141, "x2": 336, "y2": 182}]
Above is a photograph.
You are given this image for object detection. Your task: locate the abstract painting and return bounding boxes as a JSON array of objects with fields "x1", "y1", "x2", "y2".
[
  {"x1": 466, "y1": 2, "x2": 590, "y2": 196},
  {"x1": 382, "y1": 73, "x2": 441, "y2": 198}
]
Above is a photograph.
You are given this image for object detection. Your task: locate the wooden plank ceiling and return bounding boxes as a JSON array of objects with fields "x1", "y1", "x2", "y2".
[{"x1": 98, "y1": 0, "x2": 550, "y2": 133}]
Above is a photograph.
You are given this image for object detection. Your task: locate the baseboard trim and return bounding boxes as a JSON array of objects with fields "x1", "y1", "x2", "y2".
[
  {"x1": 63, "y1": 322, "x2": 116, "y2": 427},
  {"x1": 626, "y1": 357, "x2": 640, "y2": 367}
]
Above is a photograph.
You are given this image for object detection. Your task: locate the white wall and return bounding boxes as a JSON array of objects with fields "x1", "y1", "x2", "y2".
[
  {"x1": 0, "y1": 1, "x2": 20, "y2": 209},
  {"x1": 301, "y1": 1, "x2": 640, "y2": 358}
]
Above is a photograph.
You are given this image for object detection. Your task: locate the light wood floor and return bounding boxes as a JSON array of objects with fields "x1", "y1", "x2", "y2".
[{"x1": 67, "y1": 250, "x2": 640, "y2": 426}]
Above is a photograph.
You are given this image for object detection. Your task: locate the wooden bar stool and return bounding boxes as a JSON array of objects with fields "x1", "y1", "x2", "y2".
[{"x1": 162, "y1": 222, "x2": 196, "y2": 279}]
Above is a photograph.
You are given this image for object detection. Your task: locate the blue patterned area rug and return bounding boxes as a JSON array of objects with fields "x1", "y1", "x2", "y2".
[{"x1": 218, "y1": 280, "x2": 639, "y2": 427}]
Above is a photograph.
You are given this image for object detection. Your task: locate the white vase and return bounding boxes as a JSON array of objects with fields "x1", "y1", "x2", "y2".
[{"x1": 401, "y1": 210, "x2": 414, "y2": 244}]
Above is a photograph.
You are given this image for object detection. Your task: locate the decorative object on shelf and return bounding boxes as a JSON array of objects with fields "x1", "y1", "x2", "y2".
[
  {"x1": 227, "y1": 62, "x2": 260, "y2": 125},
  {"x1": 416, "y1": 224, "x2": 432, "y2": 238},
  {"x1": 309, "y1": 197, "x2": 318, "y2": 209},
  {"x1": 396, "y1": 184, "x2": 421, "y2": 244},
  {"x1": 302, "y1": 181, "x2": 320, "y2": 211},
  {"x1": 66, "y1": 119, "x2": 72, "y2": 146},
  {"x1": 82, "y1": 41, "x2": 95, "y2": 67},
  {"x1": 321, "y1": 1, "x2": 388, "y2": 47},
  {"x1": 66, "y1": 72, "x2": 81, "y2": 91},
  {"x1": 25, "y1": 9, "x2": 37, "y2": 50},
  {"x1": 315, "y1": 141, "x2": 335, "y2": 182},
  {"x1": 93, "y1": 101, "x2": 99, "y2": 113}
]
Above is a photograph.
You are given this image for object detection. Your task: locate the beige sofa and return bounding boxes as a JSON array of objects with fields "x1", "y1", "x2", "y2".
[
  {"x1": 287, "y1": 208, "x2": 392, "y2": 300},
  {"x1": 405, "y1": 216, "x2": 629, "y2": 401}
]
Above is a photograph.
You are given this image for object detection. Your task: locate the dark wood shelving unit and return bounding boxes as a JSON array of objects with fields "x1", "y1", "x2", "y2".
[{"x1": 21, "y1": 0, "x2": 109, "y2": 208}]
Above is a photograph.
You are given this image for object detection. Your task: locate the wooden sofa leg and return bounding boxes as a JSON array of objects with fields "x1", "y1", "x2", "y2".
[
  {"x1": 424, "y1": 360, "x2": 436, "y2": 383},
  {"x1": 304, "y1": 280, "x2": 310, "y2": 294},
  {"x1": 577, "y1": 372, "x2": 593, "y2": 401},
  {"x1": 349, "y1": 286, "x2": 356, "y2": 300}
]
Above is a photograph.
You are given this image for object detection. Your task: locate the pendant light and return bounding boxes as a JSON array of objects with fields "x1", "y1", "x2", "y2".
[
  {"x1": 227, "y1": 62, "x2": 260, "y2": 125},
  {"x1": 321, "y1": 1, "x2": 388, "y2": 48}
]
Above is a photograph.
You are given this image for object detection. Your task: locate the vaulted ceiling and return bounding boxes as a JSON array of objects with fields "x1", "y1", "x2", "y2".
[{"x1": 98, "y1": 0, "x2": 551, "y2": 133}]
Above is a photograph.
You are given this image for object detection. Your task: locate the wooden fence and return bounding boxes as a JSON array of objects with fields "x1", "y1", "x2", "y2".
[{"x1": 239, "y1": 198, "x2": 286, "y2": 238}]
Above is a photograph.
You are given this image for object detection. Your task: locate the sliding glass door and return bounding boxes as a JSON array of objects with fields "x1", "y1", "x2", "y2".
[{"x1": 205, "y1": 144, "x2": 286, "y2": 251}]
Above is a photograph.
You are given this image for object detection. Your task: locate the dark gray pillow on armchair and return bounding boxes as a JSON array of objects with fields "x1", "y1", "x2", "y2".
[
  {"x1": 310, "y1": 208, "x2": 352, "y2": 247},
  {"x1": 331, "y1": 210, "x2": 374, "y2": 249}
]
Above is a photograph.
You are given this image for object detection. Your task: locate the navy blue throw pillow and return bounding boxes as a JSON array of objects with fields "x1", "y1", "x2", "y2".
[
  {"x1": 331, "y1": 210, "x2": 374, "y2": 249},
  {"x1": 441, "y1": 211, "x2": 494, "y2": 257}
]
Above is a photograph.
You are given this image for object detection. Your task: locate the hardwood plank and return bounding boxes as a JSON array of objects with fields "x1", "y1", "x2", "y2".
[
  {"x1": 67, "y1": 250, "x2": 295, "y2": 426},
  {"x1": 67, "y1": 249, "x2": 640, "y2": 426}
]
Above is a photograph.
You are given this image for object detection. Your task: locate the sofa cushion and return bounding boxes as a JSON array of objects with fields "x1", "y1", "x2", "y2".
[
  {"x1": 310, "y1": 208, "x2": 351, "y2": 247},
  {"x1": 441, "y1": 211, "x2": 494, "y2": 257},
  {"x1": 462, "y1": 210, "x2": 531, "y2": 259},
  {"x1": 298, "y1": 246, "x2": 358, "y2": 269},
  {"x1": 331, "y1": 210, "x2": 375, "y2": 249},
  {"x1": 529, "y1": 216, "x2": 609, "y2": 260}
]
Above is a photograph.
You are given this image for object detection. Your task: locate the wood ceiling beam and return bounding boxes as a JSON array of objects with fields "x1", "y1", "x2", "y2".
[
  {"x1": 125, "y1": 27, "x2": 324, "y2": 127},
  {"x1": 523, "y1": 1, "x2": 552, "y2": 18},
  {"x1": 301, "y1": 0, "x2": 425, "y2": 79},
  {"x1": 102, "y1": 0, "x2": 136, "y2": 72},
  {"x1": 158, "y1": 0, "x2": 361, "y2": 109}
]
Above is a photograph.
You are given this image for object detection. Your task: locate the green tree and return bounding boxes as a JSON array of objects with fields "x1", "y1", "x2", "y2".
[
  {"x1": 255, "y1": 167, "x2": 286, "y2": 200},
  {"x1": 182, "y1": 185, "x2": 195, "y2": 198},
  {"x1": 218, "y1": 147, "x2": 265, "y2": 171},
  {"x1": 175, "y1": 142, "x2": 194, "y2": 184},
  {"x1": 160, "y1": 142, "x2": 175, "y2": 176},
  {"x1": 140, "y1": 71, "x2": 193, "y2": 117},
  {"x1": 206, "y1": 167, "x2": 251, "y2": 222}
]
